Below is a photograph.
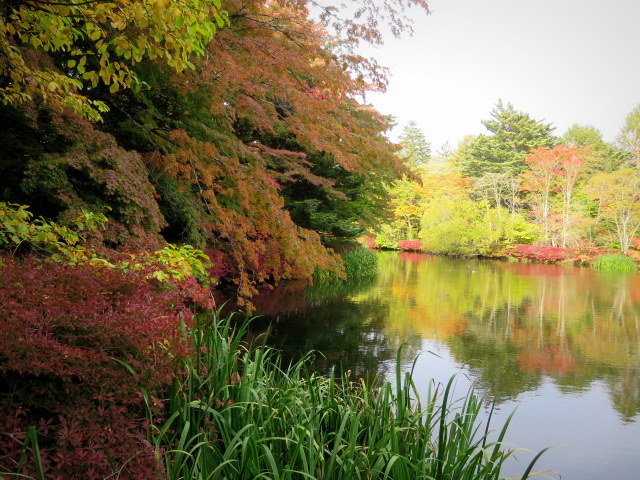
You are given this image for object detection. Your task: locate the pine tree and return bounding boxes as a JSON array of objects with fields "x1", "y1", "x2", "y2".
[
  {"x1": 399, "y1": 121, "x2": 431, "y2": 168},
  {"x1": 461, "y1": 100, "x2": 556, "y2": 177}
]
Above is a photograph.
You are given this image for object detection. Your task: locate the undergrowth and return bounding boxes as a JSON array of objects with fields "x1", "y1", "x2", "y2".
[
  {"x1": 314, "y1": 246, "x2": 378, "y2": 283},
  {"x1": 147, "y1": 311, "x2": 546, "y2": 480},
  {"x1": 592, "y1": 253, "x2": 638, "y2": 273}
]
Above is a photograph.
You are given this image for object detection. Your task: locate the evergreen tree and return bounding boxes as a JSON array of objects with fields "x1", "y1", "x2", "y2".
[
  {"x1": 398, "y1": 121, "x2": 431, "y2": 168},
  {"x1": 460, "y1": 100, "x2": 556, "y2": 177}
]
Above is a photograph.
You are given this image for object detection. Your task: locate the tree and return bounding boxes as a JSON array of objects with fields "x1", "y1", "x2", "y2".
[
  {"x1": 556, "y1": 146, "x2": 587, "y2": 247},
  {"x1": 563, "y1": 124, "x2": 627, "y2": 173},
  {"x1": 520, "y1": 146, "x2": 561, "y2": 243},
  {"x1": 375, "y1": 171, "x2": 468, "y2": 248},
  {"x1": 584, "y1": 168, "x2": 640, "y2": 253},
  {"x1": 460, "y1": 100, "x2": 556, "y2": 177},
  {"x1": 520, "y1": 145, "x2": 588, "y2": 247},
  {"x1": 419, "y1": 196, "x2": 537, "y2": 256},
  {"x1": 0, "y1": 0, "x2": 432, "y2": 302},
  {"x1": 420, "y1": 196, "x2": 489, "y2": 255},
  {"x1": 389, "y1": 178, "x2": 427, "y2": 240},
  {"x1": 617, "y1": 105, "x2": 640, "y2": 169},
  {"x1": 473, "y1": 172, "x2": 521, "y2": 213},
  {"x1": 398, "y1": 121, "x2": 431, "y2": 168}
]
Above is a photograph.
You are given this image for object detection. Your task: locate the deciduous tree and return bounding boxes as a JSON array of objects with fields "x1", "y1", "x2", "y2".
[
  {"x1": 0, "y1": 0, "x2": 228, "y2": 119},
  {"x1": 618, "y1": 105, "x2": 640, "y2": 169},
  {"x1": 520, "y1": 146, "x2": 561, "y2": 242},
  {"x1": 584, "y1": 168, "x2": 640, "y2": 253},
  {"x1": 563, "y1": 124, "x2": 627, "y2": 173}
]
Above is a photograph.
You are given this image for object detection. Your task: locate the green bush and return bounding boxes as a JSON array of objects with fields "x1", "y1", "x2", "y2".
[{"x1": 592, "y1": 253, "x2": 638, "y2": 273}]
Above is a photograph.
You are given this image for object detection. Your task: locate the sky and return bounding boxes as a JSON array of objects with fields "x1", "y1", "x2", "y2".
[{"x1": 362, "y1": 0, "x2": 640, "y2": 151}]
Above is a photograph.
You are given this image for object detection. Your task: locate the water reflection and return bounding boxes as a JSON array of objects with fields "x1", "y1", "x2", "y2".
[
  {"x1": 251, "y1": 252, "x2": 640, "y2": 423},
  {"x1": 356, "y1": 253, "x2": 640, "y2": 421},
  {"x1": 250, "y1": 275, "x2": 422, "y2": 379},
  {"x1": 249, "y1": 252, "x2": 640, "y2": 478}
]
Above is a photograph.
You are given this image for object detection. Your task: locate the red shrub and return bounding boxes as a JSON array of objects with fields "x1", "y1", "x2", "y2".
[
  {"x1": 569, "y1": 240, "x2": 606, "y2": 265},
  {"x1": 359, "y1": 236, "x2": 378, "y2": 249},
  {"x1": 397, "y1": 240, "x2": 424, "y2": 252},
  {"x1": 506, "y1": 244, "x2": 569, "y2": 263},
  {"x1": 0, "y1": 257, "x2": 192, "y2": 479}
]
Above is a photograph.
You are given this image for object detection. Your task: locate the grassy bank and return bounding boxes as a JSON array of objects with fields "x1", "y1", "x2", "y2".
[
  {"x1": 150, "y1": 311, "x2": 545, "y2": 480},
  {"x1": 314, "y1": 246, "x2": 379, "y2": 283}
]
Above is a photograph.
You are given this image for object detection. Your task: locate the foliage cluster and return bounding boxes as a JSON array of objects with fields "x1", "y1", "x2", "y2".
[
  {"x1": 397, "y1": 240, "x2": 424, "y2": 251},
  {"x1": 342, "y1": 246, "x2": 379, "y2": 278},
  {"x1": 359, "y1": 235, "x2": 379, "y2": 249},
  {"x1": 504, "y1": 244, "x2": 570, "y2": 263},
  {"x1": 0, "y1": 202, "x2": 108, "y2": 264},
  {"x1": 314, "y1": 246, "x2": 378, "y2": 283},
  {"x1": 0, "y1": 0, "x2": 433, "y2": 302},
  {"x1": 0, "y1": 202, "x2": 215, "y2": 291},
  {"x1": 0, "y1": 257, "x2": 194, "y2": 479},
  {"x1": 1, "y1": 0, "x2": 228, "y2": 119}
]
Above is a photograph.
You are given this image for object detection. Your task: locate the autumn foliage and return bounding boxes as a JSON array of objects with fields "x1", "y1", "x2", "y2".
[
  {"x1": 504, "y1": 242, "x2": 612, "y2": 264},
  {"x1": 0, "y1": 0, "x2": 434, "y2": 302},
  {"x1": 0, "y1": 258, "x2": 193, "y2": 479},
  {"x1": 398, "y1": 240, "x2": 424, "y2": 251},
  {"x1": 504, "y1": 244, "x2": 570, "y2": 263}
]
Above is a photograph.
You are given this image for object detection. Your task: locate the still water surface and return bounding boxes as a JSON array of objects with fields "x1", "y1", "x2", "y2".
[{"x1": 248, "y1": 251, "x2": 640, "y2": 479}]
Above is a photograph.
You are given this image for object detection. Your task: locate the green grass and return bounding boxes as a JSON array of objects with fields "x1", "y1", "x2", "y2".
[
  {"x1": 343, "y1": 246, "x2": 378, "y2": 278},
  {"x1": 314, "y1": 247, "x2": 378, "y2": 283},
  {"x1": 147, "y1": 310, "x2": 547, "y2": 480},
  {"x1": 592, "y1": 253, "x2": 638, "y2": 273}
]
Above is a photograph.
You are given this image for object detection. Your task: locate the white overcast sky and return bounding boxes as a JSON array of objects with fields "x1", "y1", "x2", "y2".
[{"x1": 362, "y1": 0, "x2": 640, "y2": 151}]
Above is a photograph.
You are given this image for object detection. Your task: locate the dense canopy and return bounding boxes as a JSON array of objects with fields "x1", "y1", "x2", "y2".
[{"x1": 0, "y1": 0, "x2": 430, "y2": 299}]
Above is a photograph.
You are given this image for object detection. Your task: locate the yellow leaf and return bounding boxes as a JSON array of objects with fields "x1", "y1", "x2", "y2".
[{"x1": 133, "y1": 4, "x2": 144, "y2": 21}]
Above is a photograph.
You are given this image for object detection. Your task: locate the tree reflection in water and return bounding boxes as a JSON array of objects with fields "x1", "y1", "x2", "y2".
[{"x1": 251, "y1": 251, "x2": 640, "y2": 421}]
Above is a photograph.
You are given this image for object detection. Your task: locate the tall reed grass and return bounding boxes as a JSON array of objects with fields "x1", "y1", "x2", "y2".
[{"x1": 148, "y1": 310, "x2": 547, "y2": 480}]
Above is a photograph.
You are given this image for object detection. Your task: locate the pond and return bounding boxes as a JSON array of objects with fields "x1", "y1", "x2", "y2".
[{"x1": 247, "y1": 251, "x2": 640, "y2": 479}]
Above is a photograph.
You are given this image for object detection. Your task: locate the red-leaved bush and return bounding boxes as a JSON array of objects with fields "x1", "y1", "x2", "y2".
[
  {"x1": 505, "y1": 244, "x2": 569, "y2": 263},
  {"x1": 359, "y1": 236, "x2": 378, "y2": 249},
  {"x1": 504, "y1": 242, "x2": 617, "y2": 265},
  {"x1": 397, "y1": 240, "x2": 424, "y2": 252},
  {"x1": 0, "y1": 257, "x2": 193, "y2": 479}
]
